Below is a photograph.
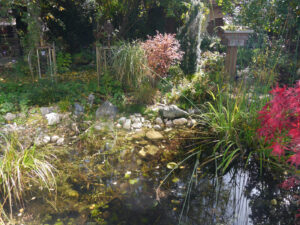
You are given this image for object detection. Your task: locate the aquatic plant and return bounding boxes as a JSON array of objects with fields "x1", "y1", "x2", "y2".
[
  {"x1": 0, "y1": 133, "x2": 56, "y2": 219},
  {"x1": 257, "y1": 81, "x2": 300, "y2": 167}
]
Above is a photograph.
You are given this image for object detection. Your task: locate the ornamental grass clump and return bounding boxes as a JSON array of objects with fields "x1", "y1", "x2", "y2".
[
  {"x1": 112, "y1": 41, "x2": 150, "y2": 91},
  {"x1": 141, "y1": 32, "x2": 184, "y2": 79},
  {"x1": 0, "y1": 133, "x2": 56, "y2": 218},
  {"x1": 257, "y1": 81, "x2": 300, "y2": 167}
]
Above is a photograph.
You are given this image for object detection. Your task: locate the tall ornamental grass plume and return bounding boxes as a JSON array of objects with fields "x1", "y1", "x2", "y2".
[
  {"x1": 257, "y1": 81, "x2": 300, "y2": 167},
  {"x1": 141, "y1": 32, "x2": 184, "y2": 79}
]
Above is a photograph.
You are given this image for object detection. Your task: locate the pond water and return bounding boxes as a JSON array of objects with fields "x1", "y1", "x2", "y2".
[{"x1": 16, "y1": 127, "x2": 297, "y2": 225}]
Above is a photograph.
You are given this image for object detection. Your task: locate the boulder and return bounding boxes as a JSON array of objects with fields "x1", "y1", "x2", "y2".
[
  {"x1": 45, "y1": 113, "x2": 60, "y2": 125},
  {"x1": 159, "y1": 105, "x2": 189, "y2": 119},
  {"x1": 96, "y1": 101, "x2": 118, "y2": 119}
]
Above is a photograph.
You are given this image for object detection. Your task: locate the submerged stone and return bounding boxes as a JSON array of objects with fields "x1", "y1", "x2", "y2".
[
  {"x1": 145, "y1": 145, "x2": 159, "y2": 156},
  {"x1": 66, "y1": 189, "x2": 79, "y2": 199},
  {"x1": 146, "y1": 130, "x2": 164, "y2": 140},
  {"x1": 132, "y1": 131, "x2": 145, "y2": 140}
]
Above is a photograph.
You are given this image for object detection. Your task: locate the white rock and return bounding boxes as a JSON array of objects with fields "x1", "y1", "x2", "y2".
[
  {"x1": 94, "y1": 125, "x2": 102, "y2": 131},
  {"x1": 159, "y1": 105, "x2": 189, "y2": 119},
  {"x1": 134, "y1": 113, "x2": 142, "y2": 117},
  {"x1": 155, "y1": 117, "x2": 163, "y2": 125},
  {"x1": 51, "y1": 135, "x2": 60, "y2": 142},
  {"x1": 45, "y1": 113, "x2": 60, "y2": 125},
  {"x1": 56, "y1": 137, "x2": 64, "y2": 145},
  {"x1": 116, "y1": 123, "x2": 122, "y2": 129},
  {"x1": 166, "y1": 120, "x2": 173, "y2": 128},
  {"x1": 4, "y1": 113, "x2": 16, "y2": 121},
  {"x1": 123, "y1": 119, "x2": 131, "y2": 130},
  {"x1": 43, "y1": 135, "x2": 51, "y2": 144},
  {"x1": 141, "y1": 117, "x2": 145, "y2": 123},
  {"x1": 132, "y1": 117, "x2": 141, "y2": 123},
  {"x1": 132, "y1": 122, "x2": 142, "y2": 129},
  {"x1": 118, "y1": 117, "x2": 127, "y2": 125},
  {"x1": 154, "y1": 125, "x2": 162, "y2": 131},
  {"x1": 187, "y1": 119, "x2": 197, "y2": 127},
  {"x1": 173, "y1": 118, "x2": 188, "y2": 126}
]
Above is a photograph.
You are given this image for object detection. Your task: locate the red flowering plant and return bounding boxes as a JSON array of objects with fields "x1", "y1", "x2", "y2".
[
  {"x1": 141, "y1": 32, "x2": 184, "y2": 79},
  {"x1": 257, "y1": 81, "x2": 300, "y2": 167},
  {"x1": 257, "y1": 81, "x2": 300, "y2": 222}
]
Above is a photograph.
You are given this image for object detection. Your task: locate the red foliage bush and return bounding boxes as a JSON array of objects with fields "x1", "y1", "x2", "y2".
[
  {"x1": 257, "y1": 81, "x2": 300, "y2": 167},
  {"x1": 141, "y1": 32, "x2": 184, "y2": 79}
]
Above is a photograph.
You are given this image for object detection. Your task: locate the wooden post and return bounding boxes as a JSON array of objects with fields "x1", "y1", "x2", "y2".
[
  {"x1": 225, "y1": 46, "x2": 238, "y2": 76},
  {"x1": 36, "y1": 49, "x2": 42, "y2": 79},
  {"x1": 48, "y1": 48, "x2": 53, "y2": 79},
  {"x1": 96, "y1": 46, "x2": 101, "y2": 86},
  {"x1": 52, "y1": 43, "x2": 57, "y2": 77},
  {"x1": 28, "y1": 50, "x2": 34, "y2": 82}
]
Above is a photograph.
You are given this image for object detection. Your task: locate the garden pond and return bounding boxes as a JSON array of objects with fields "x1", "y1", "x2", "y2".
[{"x1": 11, "y1": 118, "x2": 296, "y2": 225}]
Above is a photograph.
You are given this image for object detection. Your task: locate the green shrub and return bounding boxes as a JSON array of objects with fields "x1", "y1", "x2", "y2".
[
  {"x1": 56, "y1": 51, "x2": 72, "y2": 73},
  {"x1": 12, "y1": 59, "x2": 31, "y2": 78},
  {"x1": 72, "y1": 49, "x2": 94, "y2": 66},
  {"x1": 58, "y1": 98, "x2": 71, "y2": 112}
]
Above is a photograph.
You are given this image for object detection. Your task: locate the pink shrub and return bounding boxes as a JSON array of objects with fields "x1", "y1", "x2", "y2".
[{"x1": 141, "y1": 32, "x2": 184, "y2": 79}]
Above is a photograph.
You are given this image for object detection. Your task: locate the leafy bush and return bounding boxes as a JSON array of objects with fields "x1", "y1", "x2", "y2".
[
  {"x1": 166, "y1": 73, "x2": 215, "y2": 109},
  {"x1": 257, "y1": 81, "x2": 300, "y2": 167},
  {"x1": 56, "y1": 51, "x2": 72, "y2": 73},
  {"x1": 72, "y1": 49, "x2": 94, "y2": 66},
  {"x1": 112, "y1": 42, "x2": 150, "y2": 91},
  {"x1": 141, "y1": 32, "x2": 184, "y2": 79}
]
